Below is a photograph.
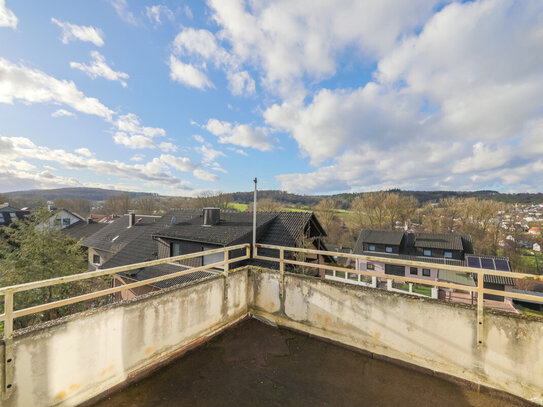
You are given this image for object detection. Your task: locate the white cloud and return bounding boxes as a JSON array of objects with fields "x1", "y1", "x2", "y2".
[
  {"x1": 130, "y1": 154, "x2": 145, "y2": 162},
  {"x1": 196, "y1": 144, "x2": 225, "y2": 164},
  {"x1": 193, "y1": 168, "x2": 219, "y2": 182},
  {"x1": 70, "y1": 51, "x2": 129, "y2": 87},
  {"x1": 0, "y1": 0, "x2": 17, "y2": 29},
  {"x1": 0, "y1": 135, "x2": 192, "y2": 191},
  {"x1": 146, "y1": 5, "x2": 174, "y2": 25},
  {"x1": 160, "y1": 154, "x2": 196, "y2": 172},
  {"x1": 227, "y1": 70, "x2": 255, "y2": 96},
  {"x1": 193, "y1": 134, "x2": 205, "y2": 143},
  {"x1": 51, "y1": 18, "x2": 104, "y2": 47},
  {"x1": 116, "y1": 113, "x2": 165, "y2": 138},
  {"x1": 113, "y1": 132, "x2": 156, "y2": 149},
  {"x1": 158, "y1": 142, "x2": 177, "y2": 152},
  {"x1": 51, "y1": 109, "x2": 75, "y2": 118},
  {"x1": 206, "y1": 0, "x2": 443, "y2": 97},
  {"x1": 74, "y1": 148, "x2": 93, "y2": 157},
  {"x1": 0, "y1": 58, "x2": 113, "y2": 120},
  {"x1": 110, "y1": 0, "x2": 137, "y2": 25},
  {"x1": 168, "y1": 55, "x2": 213, "y2": 90},
  {"x1": 205, "y1": 119, "x2": 272, "y2": 151},
  {"x1": 171, "y1": 27, "x2": 255, "y2": 96}
]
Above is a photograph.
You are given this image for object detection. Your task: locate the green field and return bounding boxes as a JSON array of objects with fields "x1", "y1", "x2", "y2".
[
  {"x1": 228, "y1": 203, "x2": 248, "y2": 211},
  {"x1": 515, "y1": 304, "x2": 543, "y2": 318}
]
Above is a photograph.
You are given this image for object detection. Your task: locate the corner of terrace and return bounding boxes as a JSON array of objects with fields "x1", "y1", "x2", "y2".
[{"x1": 1, "y1": 244, "x2": 543, "y2": 406}]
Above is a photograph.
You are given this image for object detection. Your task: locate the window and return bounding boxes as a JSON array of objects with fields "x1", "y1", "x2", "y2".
[
  {"x1": 171, "y1": 242, "x2": 180, "y2": 257},
  {"x1": 9, "y1": 212, "x2": 16, "y2": 220},
  {"x1": 54, "y1": 218, "x2": 61, "y2": 226},
  {"x1": 0, "y1": 214, "x2": 4, "y2": 222},
  {"x1": 62, "y1": 218, "x2": 70, "y2": 226},
  {"x1": 423, "y1": 249, "x2": 432, "y2": 256},
  {"x1": 444, "y1": 251, "x2": 453, "y2": 258},
  {"x1": 368, "y1": 245, "x2": 376, "y2": 251},
  {"x1": 410, "y1": 267, "x2": 418, "y2": 275},
  {"x1": 422, "y1": 268, "x2": 431, "y2": 277},
  {"x1": 385, "y1": 246, "x2": 393, "y2": 253},
  {"x1": 366, "y1": 263, "x2": 375, "y2": 270},
  {"x1": 92, "y1": 254, "x2": 100, "y2": 264}
]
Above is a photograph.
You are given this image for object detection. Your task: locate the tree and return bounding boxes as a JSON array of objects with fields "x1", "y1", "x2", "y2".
[
  {"x1": 134, "y1": 196, "x2": 158, "y2": 215},
  {"x1": 314, "y1": 199, "x2": 337, "y2": 233},
  {"x1": 192, "y1": 191, "x2": 232, "y2": 209},
  {"x1": 247, "y1": 198, "x2": 283, "y2": 212},
  {"x1": 102, "y1": 194, "x2": 132, "y2": 215},
  {"x1": 0, "y1": 209, "x2": 109, "y2": 329},
  {"x1": 53, "y1": 198, "x2": 91, "y2": 217}
]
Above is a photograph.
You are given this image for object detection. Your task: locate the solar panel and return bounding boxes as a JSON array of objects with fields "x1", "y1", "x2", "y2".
[
  {"x1": 467, "y1": 256, "x2": 481, "y2": 268},
  {"x1": 481, "y1": 258, "x2": 495, "y2": 270},
  {"x1": 494, "y1": 259, "x2": 510, "y2": 271}
]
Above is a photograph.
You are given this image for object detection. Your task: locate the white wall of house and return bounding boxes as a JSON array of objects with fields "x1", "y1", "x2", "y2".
[{"x1": 38, "y1": 210, "x2": 83, "y2": 230}]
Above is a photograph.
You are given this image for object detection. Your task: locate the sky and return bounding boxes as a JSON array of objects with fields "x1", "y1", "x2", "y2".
[{"x1": 0, "y1": 0, "x2": 542, "y2": 196}]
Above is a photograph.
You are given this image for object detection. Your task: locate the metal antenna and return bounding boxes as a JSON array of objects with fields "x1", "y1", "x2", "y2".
[{"x1": 253, "y1": 177, "x2": 257, "y2": 257}]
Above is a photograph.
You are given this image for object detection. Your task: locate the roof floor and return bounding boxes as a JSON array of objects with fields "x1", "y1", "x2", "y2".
[{"x1": 89, "y1": 318, "x2": 532, "y2": 407}]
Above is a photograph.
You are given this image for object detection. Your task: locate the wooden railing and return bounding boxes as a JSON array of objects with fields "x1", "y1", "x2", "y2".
[
  {"x1": 253, "y1": 243, "x2": 543, "y2": 347},
  {"x1": 0, "y1": 243, "x2": 250, "y2": 398}
]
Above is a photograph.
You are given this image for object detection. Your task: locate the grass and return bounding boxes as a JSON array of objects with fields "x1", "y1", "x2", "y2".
[
  {"x1": 401, "y1": 283, "x2": 432, "y2": 296},
  {"x1": 515, "y1": 304, "x2": 543, "y2": 318},
  {"x1": 228, "y1": 203, "x2": 248, "y2": 211}
]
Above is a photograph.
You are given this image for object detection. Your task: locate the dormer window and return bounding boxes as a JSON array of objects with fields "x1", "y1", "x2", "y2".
[
  {"x1": 368, "y1": 245, "x2": 375, "y2": 251},
  {"x1": 423, "y1": 249, "x2": 432, "y2": 256},
  {"x1": 385, "y1": 247, "x2": 392, "y2": 253},
  {"x1": 444, "y1": 251, "x2": 453, "y2": 258}
]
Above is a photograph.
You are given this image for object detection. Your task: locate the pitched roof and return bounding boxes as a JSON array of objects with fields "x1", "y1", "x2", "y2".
[
  {"x1": 153, "y1": 211, "x2": 277, "y2": 246},
  {"x1": 82, "y1": 214, "x2": 161, "y2": 253},
  {"x1": 62, "y1": 220, "x2": 107, "y2": 240},
  {"x1": 118, "y1": 263, "x2": 214, "y2": 289},
  {"x1": 355, "y1": 230, "x2": 405, "y2": 249},
  {"x1": 414, "y1": 232, "x2": 464, "y2": 251},
  {"x1": 0, "y1": 205, "x2": 21, "y2": 213}
]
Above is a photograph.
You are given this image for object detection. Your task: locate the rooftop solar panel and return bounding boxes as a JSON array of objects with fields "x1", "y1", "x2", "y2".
[
  {"x1": 467, "y1": 256, "x2": 481, "y2": 268},
  {"x1": 494, "y1": 259, "x2": 510, "y2": 271},
  {"x1": 481, "y1": 258, "x2": 495, "y2": 270}
]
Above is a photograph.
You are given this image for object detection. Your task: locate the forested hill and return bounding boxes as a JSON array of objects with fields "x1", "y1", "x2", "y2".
[
  {"x1": 232, "y1": 189, "x2": 543, "y2": 207},
  {"x1": 5, "y1": 187, "x2": 158, "y2": 201},
  {"x1": 4, "y1": 187, "x2": 543, "y2": 207}
]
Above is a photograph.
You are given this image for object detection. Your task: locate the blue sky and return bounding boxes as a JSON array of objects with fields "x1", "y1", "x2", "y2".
[{"x1": 1, "y1": 0, "x2": 542, "y2": 196}]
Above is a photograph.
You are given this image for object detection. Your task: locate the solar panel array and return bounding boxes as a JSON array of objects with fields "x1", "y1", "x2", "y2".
[{"x1": 465, "y1": 255, "x2": 510, "y2": 271}]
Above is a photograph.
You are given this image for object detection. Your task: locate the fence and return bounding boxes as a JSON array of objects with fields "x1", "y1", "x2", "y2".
[
  {"x1": 253, "y1": 243, "x2": 543, "y2": 345},
  {"x1": 1, "y1": 242, "x2": 543, "y2": 400},
  {"x1": 0, "y1": 243, "x2": 250, "y2": 399}
]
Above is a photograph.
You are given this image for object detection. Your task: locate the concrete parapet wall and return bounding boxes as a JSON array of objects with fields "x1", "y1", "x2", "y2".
[
  {"x1": 248, "y1": 269, "x2": 543, "y2": 405},
  {"x1": 1, "y1": 270, "x2": 248, "y2": 407}
]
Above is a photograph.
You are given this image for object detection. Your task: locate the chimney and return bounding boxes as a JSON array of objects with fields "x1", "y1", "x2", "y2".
[
  {"x1": 202, "y1": 208, "x2": 220, "y2": 226},
  {"x1": 87, "y1": 217, "x2": 94, "y2": 224},
  {"x1": 128, "y1": 212, "x2": 136, "y2": 227}
]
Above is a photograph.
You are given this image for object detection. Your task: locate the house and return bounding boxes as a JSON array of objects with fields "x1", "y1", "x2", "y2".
[
  {"x1": 39, "y1": 208, "x2": 85, "y2": 230},
  {"x1": 533, "y1": 243, "x2": 541, "y2": 253},
  {"x1": 62, "y1": 217, "x2": 107, "y2": 241},
  {"x1": 98, "y1": 208, "x2": 330, "y2": 299},
  {"x1": 351, "y1": 230, "x2": 514, "y2": 304},
  {"x1": 528, "y1": 227, "x2": 541, "y2": 235},
  {"x1": 0, "y1": 203, "x2": 29, "y2": 227},
  {"x1": 82, "y1": 213, "x2": 161, "y2": 269}
]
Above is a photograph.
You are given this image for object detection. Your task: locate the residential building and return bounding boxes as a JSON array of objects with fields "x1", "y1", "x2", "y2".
[
  {"x1": 96, "y1": 208, "x2": 330, "y2": 299},
  {"x1": 350, "y1": 230, "x2": 514, "y2": 304},
  {"x1": 0, "y1": 203, "x2": 29, "y2": 227},
  {"x1": 39, "y1": 208, "x2": 85, "y2": 230}
]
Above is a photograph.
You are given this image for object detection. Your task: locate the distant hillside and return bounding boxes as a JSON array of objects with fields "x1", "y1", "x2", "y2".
[
  {"x1": 233, "y1": 189, "x2": 543, "y2": 208},
  {"x1": 6, "y1": 187, "x2": 159, "y2": 201}
]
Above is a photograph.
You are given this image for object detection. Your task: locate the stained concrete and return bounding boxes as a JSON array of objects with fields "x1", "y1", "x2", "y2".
[{"x1": 89, "y1": 318, "x2": 533, "y2": 407}]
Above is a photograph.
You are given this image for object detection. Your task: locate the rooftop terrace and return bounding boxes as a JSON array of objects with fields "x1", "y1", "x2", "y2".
[{"x1": 88, "y1": 318, "x2": 531, "y2": 407}]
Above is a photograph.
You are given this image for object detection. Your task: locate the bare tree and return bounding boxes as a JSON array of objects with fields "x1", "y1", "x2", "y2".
[
  {"x1": 102, "y1": 194, "x2": 132, "y2": 215},
  {"x1": 134, "y1": 196, "x2": 158, "y2": 215},
  {"x1": 246, "y1": 198, "x2": 283, "y2": 212},
  {"x1": 192, "y1": 191, "x2": 232, "y2": 209},
  {"x1": 314, "y1": 199, "x2": 337, "y2": 233}
]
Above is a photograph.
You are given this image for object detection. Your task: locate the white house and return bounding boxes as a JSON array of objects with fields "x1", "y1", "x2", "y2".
[
  {"x1": 38, "y1": 209, "x2": 85, "y2": 230},
  {"x1": 534, "y1": 243, "x2": 541, "y2": 253}
]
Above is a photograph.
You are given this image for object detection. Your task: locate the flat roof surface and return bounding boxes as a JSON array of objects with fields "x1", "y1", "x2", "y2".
[{"x1": 90, "y1": 319, "x2": 532, "y2": 407}]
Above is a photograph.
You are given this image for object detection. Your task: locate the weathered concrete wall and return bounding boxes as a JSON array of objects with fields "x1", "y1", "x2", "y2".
[
  {"x1": 248, "y1": 269, "x2": 543, "y2": 405},
  {"x1": 1, "y1": 270, "x2": 249, "y2": 407}
]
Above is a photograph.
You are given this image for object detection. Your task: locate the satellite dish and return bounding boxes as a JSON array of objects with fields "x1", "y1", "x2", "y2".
[{"x1": 171, "y1": 216, "x2": 176, "y2": 225}]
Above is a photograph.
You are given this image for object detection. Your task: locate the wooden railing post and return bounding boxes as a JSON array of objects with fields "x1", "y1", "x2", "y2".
[
  {"x1": 477, "y1": 270, "x2": 484, "y2": 346},
  {"x1": 279, "y1": 249, "x2": 285, "y2": 299},
  {"x1": 223, "y1": 248, "x2": 229, "y2": 276},
  {"x1": 2, "y1": 291, "x2": 14, "y2": 399}
]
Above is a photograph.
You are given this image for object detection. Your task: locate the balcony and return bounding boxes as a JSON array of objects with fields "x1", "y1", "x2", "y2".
[{"x1": 0, "y1": 245, "x2": 542, "y2": 406}]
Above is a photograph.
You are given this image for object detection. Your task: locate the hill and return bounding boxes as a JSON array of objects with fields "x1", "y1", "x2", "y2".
[{"x1": 5, "y1": 187, "x2": 159, "y2": 202}]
